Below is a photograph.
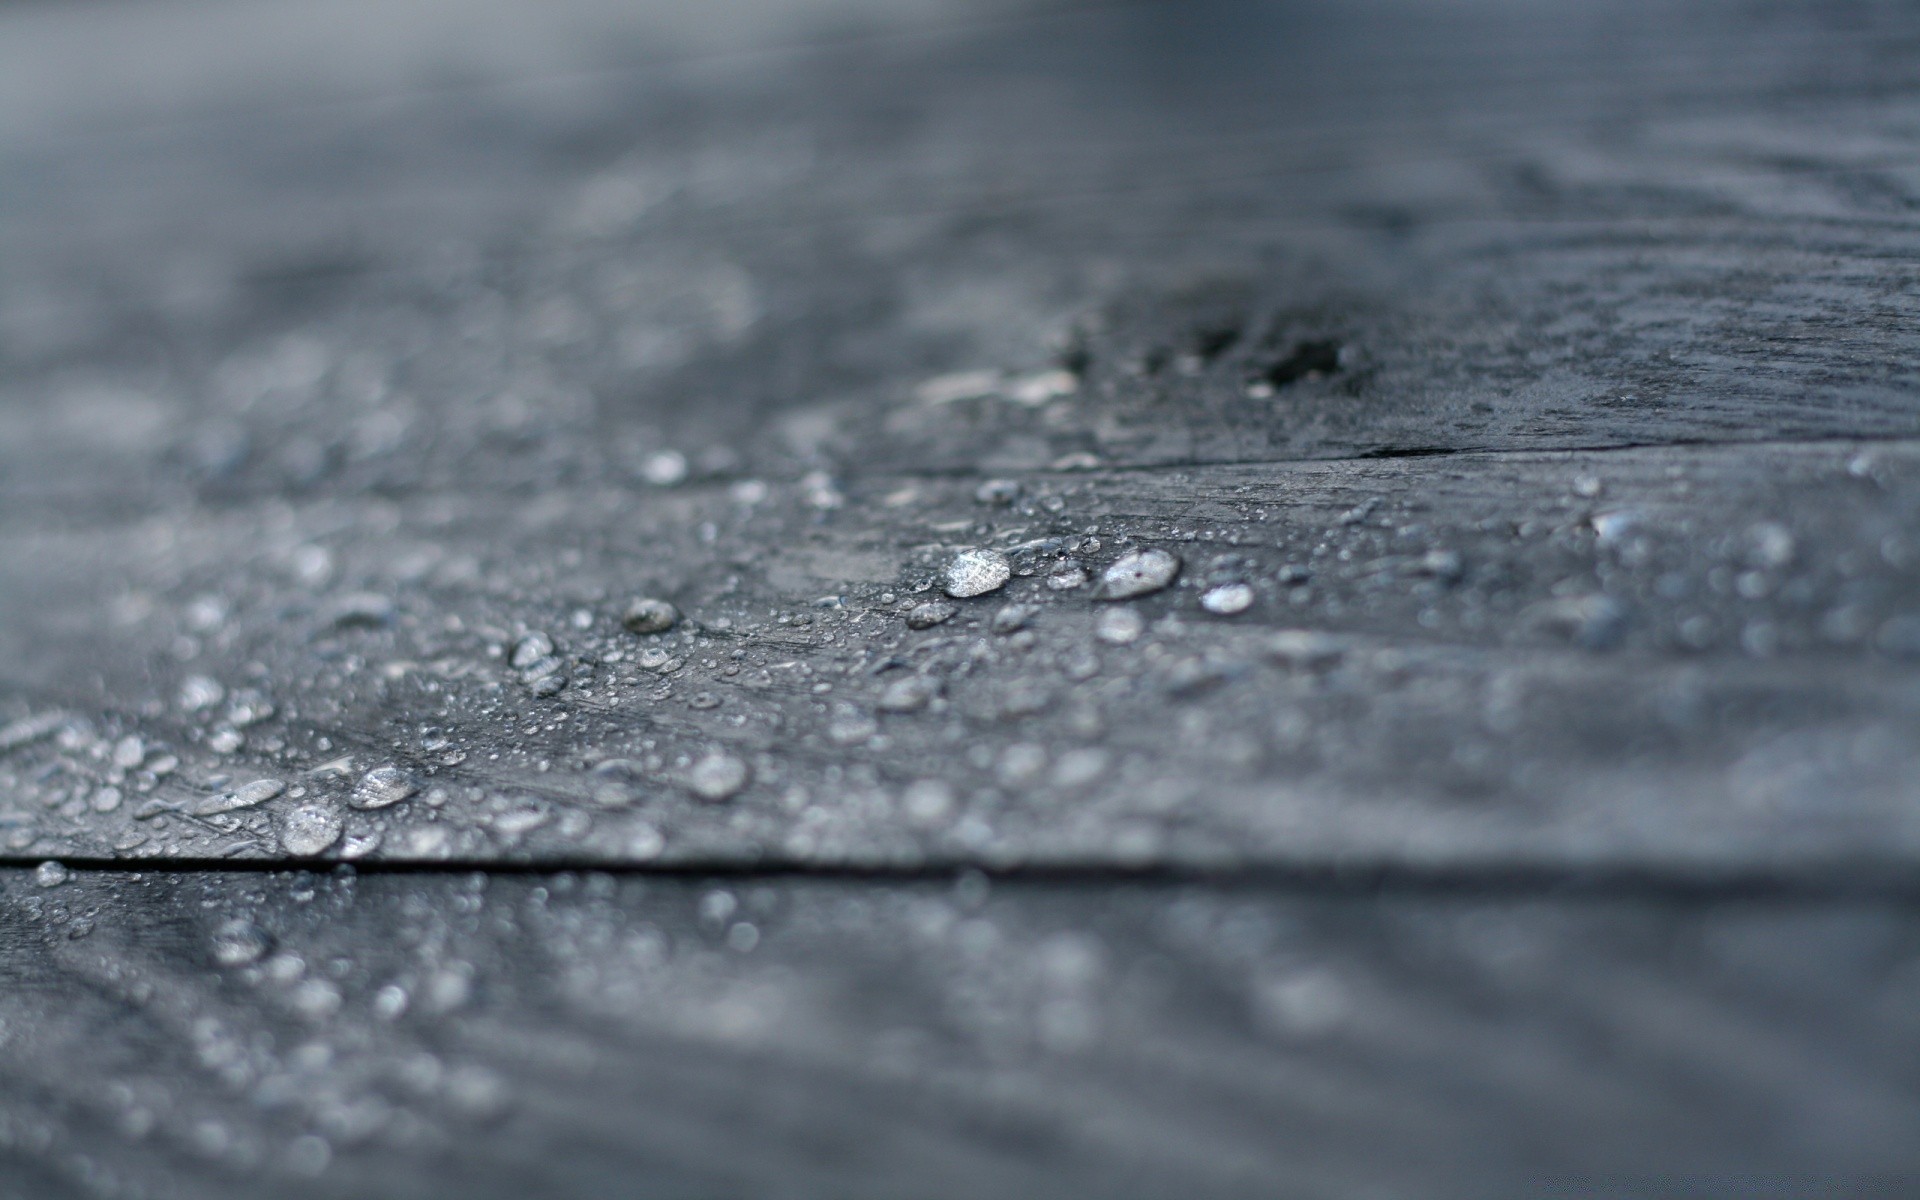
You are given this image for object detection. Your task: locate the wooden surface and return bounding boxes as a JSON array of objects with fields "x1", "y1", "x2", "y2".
[{"x1": 3, "y1": 0, "x2": 1920, "y2": 1194}]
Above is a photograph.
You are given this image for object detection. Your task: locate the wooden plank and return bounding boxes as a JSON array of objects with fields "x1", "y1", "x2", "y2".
[
  {"x1": 5, "y1": 438, "x2": 1920, "y2": 870},
  {"x1": 2, "y1": 866, "x2": 1917, "y2": 1198},
  {"x1": 3, "y1": 1, "x2": 1920, "y2": 508}
]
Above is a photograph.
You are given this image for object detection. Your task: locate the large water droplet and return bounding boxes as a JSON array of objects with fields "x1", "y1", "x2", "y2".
[
  {"x1": 351, "y1": 766, "x2": 419, "y2": 810},
  {"x1": 280, "y1": 802, "x2": 345, "y2": 856},
  {"x1": 622, "y1": 598, "x2": 679, "y2": 635},
  {"x1": 1097, "y1": 549, "x2": 1180, "y2": 599},
  {"x1": 944, "y1": 549, "x2": 1012, "y2": 598}
]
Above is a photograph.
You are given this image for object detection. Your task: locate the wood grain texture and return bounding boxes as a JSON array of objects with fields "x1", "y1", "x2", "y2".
[
  {"x1": 4, "y1": 0, "x2": 1920, "y2": 1195},
  {"x1": 7, "y1": 438, "x2": 1920, "y2": 870},
  {"x1": 4, "y1": 866, "x2": 1919, "y2": 1199}
]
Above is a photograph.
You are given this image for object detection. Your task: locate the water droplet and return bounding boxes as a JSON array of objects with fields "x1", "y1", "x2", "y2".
[
  {"x1": 1591, "y1": 510, "x2": 1644, "y2": 545},
  {"x1": 196, "y1": 777, "x2": 286, "y2": 816},
  {"x1": 944, "y1": 548, "x2": 1012, "y2": 598},
  {"x1": 1200, "y1": 582, "x2": 1254, "y2": 615},
  {"x1": 0, "y1": 711, "x2": 68, "y2": 752},
  {"x1": 687, "y1": 754, "x2": 749, "y2": 802},
  {"x1": 509, "y1": 632, "x2": 555, "y2": 670},
  {"x1": 906, "y1": 601, "x2": 957, "y2": 630},
  {"x1": 210, "y1": 918, "x2": 273, "y2": 966},
  {"x1": 325, "y1": 592, "x2": 395, "y2": 629},
  {"x1": 1096, "y1": 549, "x2": 1180, "y2": 599},
  {"x1": 627, "y1": 822, "x2": 666, "y2": 859},
  {"x1": 1746, "y1": 522, "x2": 1796, "y2": 570},
  {"x1": 1047, "y1": 563, "x2": 1089, "y2": 590},
  {"x1": 179, "y1": 675, "x2": 226, "y2": 712},
  {"x1": 207, "y1": 728, "x2": 246, "y2": 755},
  {"x1": 877, "y1": 674, "x2": 939, "y2": 713},
  {"x1": 641, "y1": 449, "x2": 690, "y2": 486},
  {"x1": 916, "y1": 369, "x2": 1001, "y2": 405},
  {"x1": 373, "y1": 984, "x2": 411, "y2": 1021},
  {"x1": 112, "y1": 736, "x2": 147, "y2": 770},
  {"x1": 1415, "y1": 549, "x2": 1464, "y2": 583},
  {"x1": 828, "y1": 705, "x2": 879, "y2": 744},
  {"x1": 224, "y1": 689, "x2": 277, "y2": 728},
  {"x1": 280, "y1": 803, "x2": 344, "y2": 856},
  {"x1": 1050, "y1": 748, "x2": 1110, "y2": 788},
  {"x1": 975, "y1": 479, "x2": 1020, "y2": 505},
  {"x1": 290, "y1": 978, "x2": 343, "y2": 1019},
  {"x1": 34, "y1": 860, "x2": 69, "y2": 888},
  {"x1": 350, "y1": 766, "x2": 418, "y2": 810},
  {"x1": 991, "y1": 604, "x2": 1036, "y2": 634},
  {"x1": 621, "y1": 598, "x2": 679, "y2": 635},
  {"x1": 1008, "y1": 369, "x2": 1079, "y2": 405},
  {"x1": 901, "y1": 779, "x2": 955, "y2": 823},
  {"x1": 1095, "y1": 608, "x2": 1145, "y2": 645}
]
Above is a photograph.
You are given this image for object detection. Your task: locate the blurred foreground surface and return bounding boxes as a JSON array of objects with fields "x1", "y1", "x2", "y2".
[{"x1": 3, "y1": 0, "x2": 1920, "y2": 1194}]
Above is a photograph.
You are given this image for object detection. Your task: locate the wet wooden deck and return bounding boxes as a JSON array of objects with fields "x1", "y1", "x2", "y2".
[{"x1": 3, "y1": 0, "x2": 1919, "y2": 1194}]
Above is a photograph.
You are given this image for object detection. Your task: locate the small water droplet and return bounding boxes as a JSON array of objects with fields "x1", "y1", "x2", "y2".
[
  {"x1": 1096, "y1": 549, "x2": 1180, "y2": 599},
  {"x1": 1008, "y1": 369, "x2": 1079, "y2": 405},
  {"x1": 687, "y1": 754, "x2": 749, "y2": 802},
  {"x1": 627, "y1": 822, "x2": 666, "y2": 859},
  {"x1": 196, "y1": 777, "x2": 286, "y2": 816},
  {"x1": 991, "y1": 604, "x2": 1036, "y2": 634},
  {"x1": 1745, "y1": 522, "x2": 1796, "y2": 570},
  {"x1": 178, "y1": 675, "x2": 226, "y2": 712},
  {"x1": 210, "y1": 918, "x2": 273, "y2": 966},
  {"x1": 906, "y1": 601, "x2": 957, "y2": 630},
  {"x1": 1200, "y1": 582, "x2": 1254, "y2": 615},
  {"x1": 373, "y1": 984, "x2": 411, "y2": 1021},
  {"x1": 944, "y1": 548, "x2": 1012, "y2": 598},
  {"x1": 1095, "y1": 608, "x2": 1145, "y2": 645},
  {"x1": 509, "y1": 632, "x2": 555, "y2": 670},
  {"x1": 325, "y1": 592, "x2": 395, "y2": 629},
  {"x1": 901, "y1": 779, "x2": 956, "y2": 823},
  {"x1": 34, "y1": 860, "x2": 69, "y2": 888},
  {"x1": 641, "y1": 449, "x2": 690, "y2": 486},
  {"x1": 975, "y1": 479, "x2": 1020, "y2": 505},
  {"x1": 112, "y1": 736, "x2": 146, "y2": 770}
]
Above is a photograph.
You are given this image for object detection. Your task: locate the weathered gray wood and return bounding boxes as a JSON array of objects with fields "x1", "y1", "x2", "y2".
[
  {"x1": 4, "y1": 0, "x2": 1920, "y2": 507},
  {"x1": 6, "y1": 0, "x2": 1920, "y2": 1195},
  {"x1": 7, "y1": 438, "x2": 1920, "y2": 870},
  {"x1": 4, "y1": 866, "x2": 1919, "y2": 1198}
]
